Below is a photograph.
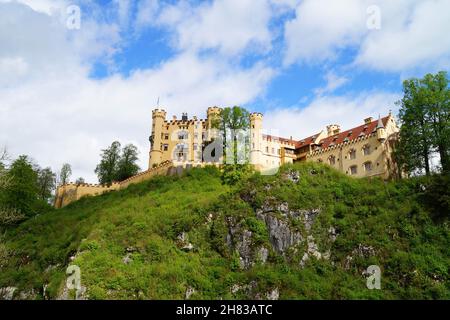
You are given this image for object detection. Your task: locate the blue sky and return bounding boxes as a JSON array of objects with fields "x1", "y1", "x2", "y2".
[{"x1": 1, "y1": 0, "x2": 449, "y2": 182}]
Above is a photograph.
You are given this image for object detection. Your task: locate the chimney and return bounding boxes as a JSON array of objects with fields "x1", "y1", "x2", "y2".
[
  {"x1": 172, "y1": 115, "x2": 177, "y2": 121},
  {"x1": 364, "y1": 117, "x2": 373, "y2": 124}
]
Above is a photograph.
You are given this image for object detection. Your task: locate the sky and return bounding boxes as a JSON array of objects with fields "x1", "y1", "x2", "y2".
[{"x1": 1, "y1": 0, "x2": 449, "y2": 182}]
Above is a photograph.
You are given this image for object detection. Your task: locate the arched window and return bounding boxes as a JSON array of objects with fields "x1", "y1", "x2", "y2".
[
  {"x1": 328, "y1": 155, "x2": 336, "y2": 165},
  {"x1": 362, "y1": 144, "x2": 371, "y2": 156},
  {"x1": 363, "y1": 161, "x2": 373, "y2": 172},
  {"x1": 349, "y1": 165, "x2": 358, "y2": 175},
  {"x1": 349, "y1": 149, "x2": 356, "y2": 160}
]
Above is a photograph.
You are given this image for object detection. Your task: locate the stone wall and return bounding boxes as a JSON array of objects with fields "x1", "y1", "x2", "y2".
[{"x1": 54, "y1": 160, "x2": 173, "y2": 208}]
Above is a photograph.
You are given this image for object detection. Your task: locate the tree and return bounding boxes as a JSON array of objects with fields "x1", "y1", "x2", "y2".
[
  {"x1": 116, "y1": 144, "x2": 140, "y2": 181},
  {"x1": 213, "y1": 106, "x2": 251, "y2": 165},
  {"x1": 2, "y1": 156, "x2": 40, "y2": 217},
  {"x1": 397, "y1": 78, "x2": 433, "y2": 175},
  {"x1": 95, "y1": 141, "x2": 121, "y2": 186},
  {"x1": 58, "y1": 163, "x2": 72, "y2": 185},
  {"x1": 95, "y1": 142, "x2": 141, "y2": 185},
  {"x1": 0, "y1": 150, "x2": 26, "y2": 227},
  {"x1": 396, "y1": 71, "x2": 450, "y2": 176},
  {"x1": 421, "y1": 72, "x2": 450, "y2": 173},
  {"x1": 0, "y1": 147, "x2": 10, "y2": 190},
  {"x1": 75, "y1": 177, "x2": 85, "y2": 185},
  {"x1": 37, "y1": 167, "x2": 56, "y2": 202}
]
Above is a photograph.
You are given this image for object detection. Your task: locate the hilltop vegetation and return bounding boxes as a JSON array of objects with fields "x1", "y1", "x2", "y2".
[{"x1": 0, "y1": 163, "x2": 448, "y2": 300}]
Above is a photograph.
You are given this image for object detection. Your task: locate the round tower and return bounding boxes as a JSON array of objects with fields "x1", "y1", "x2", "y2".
[
  {"x1": 376, "y1": 116, "x2": 387, "y2": 142},
  {"x1": 149, "y1": 109, "x2": 167, "y2": 168},
  {"x1": 250, "y1": 112, "x2": 263, "y2": 167}
]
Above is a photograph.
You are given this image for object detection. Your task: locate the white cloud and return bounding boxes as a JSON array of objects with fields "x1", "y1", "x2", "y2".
[
  {"x1": 264, "y1": 91, "x2": 400, "y2": 140},
  {"x1": 0, "y1": 0, "x2": 70, "y2": 15},
  {"x1": 157, "y1": 0, "x2": 273, "y2": 56},
  {"x1": 356, "y1": 0, "x2": 450, "y2": 72},
  {"x1": 314, "y1": 71, "x2": 349, "y2": 96},
  {"x1": 284, "y1": 0, "x2": 367, "y2": 65},
  {"x1": 283, "y1": 0, "x2": 450, "y2": 72},
  {"x1": 135, "y1": 0, "x2": 159, "y2": 29}
]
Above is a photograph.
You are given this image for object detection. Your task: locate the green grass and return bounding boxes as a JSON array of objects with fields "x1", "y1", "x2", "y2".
[{"x1": 0, "y1": 163, "x2": 448, "y2": 299}]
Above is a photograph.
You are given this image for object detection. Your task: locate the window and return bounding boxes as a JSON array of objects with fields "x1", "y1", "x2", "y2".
[
  {"x1": 193, "y1": 144, "x2": 198, "y2": 151},
  {"x1": 349, "y1": 149, "x2": 356, "y2": 160},
  {"x1": 163, "y1": 144, "x2": 169, "y2": 151},
  {"x1": 328, "y1": 155, "x2": 336, "y2": 165},
  {"x1": 350, "y1": 165, "x2": 357, "y2": 175},
  {"x1": 174, "y1": 144, "x2": 188, "y2": 161},
  {"x1": 164, "y1": 134, "x2": 169, "y2": 140},
  {"x1": 364, "y1": 162, "x2": 373, "y2": 172},
  {"x1": 272, "y1": 148, "x2": 275, "y2": 154},
  {"x1": 363, "y1": 144, "x2": 371, "y2": 156},
  {"x1": 266, "y1": 146, "x2": 269, "y2": 153},
  {"x1": 178, "y1": 131, "x2": 188, "y2": 140}
]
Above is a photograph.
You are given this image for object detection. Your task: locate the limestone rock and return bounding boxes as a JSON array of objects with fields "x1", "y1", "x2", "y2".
[
  {"x1": 283, "y1": 169, "x2": 300, "y2": 183},
  {"x1": 266, "y1": 288, "x2": 279, "y2": 300},
  {"x1": 123, "y1": 253, "x2": 133, "y2": 265},
  {"x1": 0, "y1": 287, "x2": 17, "y2": 300},
  {"x1": 185, "y1": 287, "x2": 196, "y2": 300},
  {"x1": 257, "y1": 247, "x2": 269, "y2": 264},
  {"x1": 262, "y1": 214, "x2": 303, "y2": 254}
]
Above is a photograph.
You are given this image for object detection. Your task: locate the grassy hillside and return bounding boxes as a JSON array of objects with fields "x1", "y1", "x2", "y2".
[{"x1": 0, "y1": 163, "x2": 448, "y2": 300}]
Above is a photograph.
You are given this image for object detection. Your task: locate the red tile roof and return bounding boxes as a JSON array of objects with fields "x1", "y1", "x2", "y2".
[
  {"x1": 315, "y1": 116, "x2": 389, "y2": 149},
  {"x1": 295, "y1": 133, "x2": 320, "y2": 149}
]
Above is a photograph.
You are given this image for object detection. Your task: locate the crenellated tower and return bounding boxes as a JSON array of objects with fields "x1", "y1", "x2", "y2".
[
  {"x1": 250, "y1": 112, "x2": 263, "y2": 167},
  {"x1": 149, "y1": 108, "x2": 167, "y2": 168},
  {"x1": 206, "y1": 106, "x2": 222, "y2": 141}
]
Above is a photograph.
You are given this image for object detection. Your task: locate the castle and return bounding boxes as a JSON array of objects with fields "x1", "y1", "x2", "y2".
[
  {"x1": 55, "y1": 106, "x2": 400, "y2": 208},
  {"x1": 149, "y1": 107, "x2": 400, "y2": 179}
]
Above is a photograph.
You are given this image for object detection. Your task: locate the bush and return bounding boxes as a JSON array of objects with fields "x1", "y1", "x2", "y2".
[{"x1": 221, "y1": 164, "x2": 254, "y2": 185}]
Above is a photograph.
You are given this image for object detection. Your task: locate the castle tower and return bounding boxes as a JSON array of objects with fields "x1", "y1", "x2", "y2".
[
  {"x1": 149, "y1": 109, "x2": 167, "y2": 168},
  {"x1": 376, "y1": 115, "x2": 387, "y2": 142},
  {"x1": 206, "y1": 106, "x2": 222, "y2": 141},
  {"x1": 250, "y1": 112, "x2": 263, "y2": 167}
]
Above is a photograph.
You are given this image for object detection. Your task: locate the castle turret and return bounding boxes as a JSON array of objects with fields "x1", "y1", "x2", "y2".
[
  {"x1": 326, "y1": 124, "x2": 341, "y2": 137},
  {"x1": 206, "y1": 106, "x2": 222, "y2": 141},
  {"x1": 149, "y1": 109, "x2": 167, "y2": 168},
  {"x1": 250, "y1": 112, "x2": 263, "y2": 167},
  {"x1": 376, "y1": 115, "x2": 387, "y2": 142}
]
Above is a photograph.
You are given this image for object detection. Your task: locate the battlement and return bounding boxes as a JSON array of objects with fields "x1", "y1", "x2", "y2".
[
  {"x1": 152, "y1": 109, "x2": 167, "y2": 118},
  {"x1": 54, "y1": 161, "x2": 174, "y2": 208},
  {"x1": 250, "y1": 112, "x2": 263, "y2": 120},
  {"x1": 207, "y1": 106, "x2": 222, "y2": 115}
]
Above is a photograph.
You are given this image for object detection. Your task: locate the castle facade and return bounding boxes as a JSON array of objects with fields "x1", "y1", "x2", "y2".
[{"x1": 149, "y1": 107, "x2": 400, "y2": 179}]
